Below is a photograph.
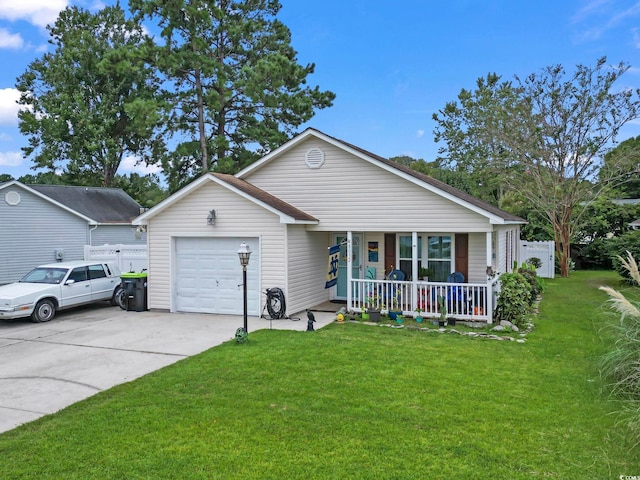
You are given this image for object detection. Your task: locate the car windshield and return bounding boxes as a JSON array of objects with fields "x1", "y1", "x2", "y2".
[{"x1": 20, "y1": 267, "x2": 68, "y2": 284}]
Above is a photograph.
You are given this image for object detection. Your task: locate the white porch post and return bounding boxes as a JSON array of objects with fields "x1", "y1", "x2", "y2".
[
  {"x1": 412, "y1": 231, "x2": 418, "y2": 312},
  {"x1": 346, "y1": 231, "x2": 353, "y2": 311},
  {"x1": 486, "y1": 231, "x2": 494, "y2": 324}
]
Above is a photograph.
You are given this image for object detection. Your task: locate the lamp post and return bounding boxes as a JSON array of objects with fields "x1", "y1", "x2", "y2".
[{"x1": 237, "y1": 241, "x2": 252, "y2": 334}]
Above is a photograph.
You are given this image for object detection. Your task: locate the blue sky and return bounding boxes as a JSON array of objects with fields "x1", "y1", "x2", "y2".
[{"x1": 0, "y1": 0, "x2": 639, "y2": 180}]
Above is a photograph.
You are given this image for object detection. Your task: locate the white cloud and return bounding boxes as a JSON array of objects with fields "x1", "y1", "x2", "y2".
[
  {"x1": 119, "y1": 155, "x2": 162, "y2": 175},
  {"x1": 0, "y1": 151, "x2": 24, "y2": 167},
  {"x1": 416, "y1": 129, "x2": 425, "y2": 138},
  {"x1": 0, "y1": 28, "x2": 23, "y2": 49},
  {"x1": 573, "y1": 0, "x2": 640, "y2": 41},
  {"x1": 0, "y1": 88, "x2": 22, "y2": 126},
  {"x1": 0, "y1": 0, "x2": 69, "y2": 28}
]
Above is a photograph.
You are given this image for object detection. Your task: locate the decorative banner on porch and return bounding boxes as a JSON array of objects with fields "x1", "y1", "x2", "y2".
[
  {"x1": 325, "y1": 244, "x2": 340, "y2": 288},
  {"x1": 368, "y1": 241, "x2": 378, "y2": 262}
]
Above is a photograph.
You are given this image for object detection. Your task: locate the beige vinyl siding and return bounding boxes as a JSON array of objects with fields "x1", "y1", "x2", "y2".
[
  {"x1": 467, "y1": 232, "x2": 488, "y2": 283},
  {"x1": 494, "y1": 226, "x2": 520, "y2": 274},
  {"x1": 362, "y1": 232, "x2": 385, "y2": 279},
  {"x1": 285, "y1": 227, "x2": 330, "y2": 314},
  {"x1": 245, "y1": 137, "x2": 492, "y2": 233},
  {"x1": 146, "y1": 182, "x2": 286, "y2": 311}
]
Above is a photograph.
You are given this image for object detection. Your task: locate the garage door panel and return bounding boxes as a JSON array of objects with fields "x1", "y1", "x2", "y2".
[{"x1": 174, "y1": 237, "x2": 259, "y2": 315}]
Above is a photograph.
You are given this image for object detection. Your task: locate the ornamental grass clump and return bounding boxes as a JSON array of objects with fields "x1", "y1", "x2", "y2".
[{"x1": 599, "y1": 251, "x2": 640, "y2": 444}]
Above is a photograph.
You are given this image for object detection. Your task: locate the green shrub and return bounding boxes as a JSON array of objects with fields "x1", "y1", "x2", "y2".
[
  {"x1": 526, "y1": 257, "x2": 542, "y2": 269},
  {"x1": 608, "y1": 231, "x2": 640, "y2": 282},
  {"x1": 494, "y1": 272, "x2": 532, "y2": 327},
  {"x1": 517, "y1": 267, "x2": 542, "y2": 303}
]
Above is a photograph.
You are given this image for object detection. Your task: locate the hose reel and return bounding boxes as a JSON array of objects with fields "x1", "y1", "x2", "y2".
[{"x1": 265, "y1": 287, "x2": 286, "y2": 319}]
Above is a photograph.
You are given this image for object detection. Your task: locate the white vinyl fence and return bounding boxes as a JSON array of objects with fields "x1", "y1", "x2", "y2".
[
  {"x1": 84, "y1": 244, "x2": 148, "y2": 274},
  {"x1": 519, "y1": 240, "x2": 555, "y2": 278}
]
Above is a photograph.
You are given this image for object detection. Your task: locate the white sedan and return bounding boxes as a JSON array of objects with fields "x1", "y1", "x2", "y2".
[{"x1": 0, "y1": 261, "x2": 124, "y2": 322}]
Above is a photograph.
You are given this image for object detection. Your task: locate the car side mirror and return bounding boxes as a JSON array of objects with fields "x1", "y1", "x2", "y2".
[{"x1": 65, "y1": 279, "x2": 76, "y2": 285}]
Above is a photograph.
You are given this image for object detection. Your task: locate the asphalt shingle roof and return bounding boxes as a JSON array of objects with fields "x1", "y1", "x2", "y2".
[{"x1": 28, "y1": 184, "x2": 142, "y2": 223}]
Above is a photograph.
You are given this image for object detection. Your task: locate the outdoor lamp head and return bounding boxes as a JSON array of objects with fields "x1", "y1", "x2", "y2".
[{"x1": 237, "y1": 242, "x2": 251, "y2": 267}]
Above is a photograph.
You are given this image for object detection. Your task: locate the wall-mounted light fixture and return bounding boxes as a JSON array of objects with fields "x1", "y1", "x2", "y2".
[{"x1": 207, "y1": 209, "x2": 217, "y2": 225}]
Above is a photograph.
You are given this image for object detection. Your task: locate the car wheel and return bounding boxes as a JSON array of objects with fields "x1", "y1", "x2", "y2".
[
  {"x1": 113, "y1": 287, "x2": 127, "y2": 310},
  {"x1": 32, "y1": 299, "x2": 56, "y2": 323}
]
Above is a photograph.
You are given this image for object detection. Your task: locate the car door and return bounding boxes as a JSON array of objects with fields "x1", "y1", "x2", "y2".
[
  {"x1": 60, "y1": 266, "x2": 92, "y2": 307},
  {"x1": 88, "y1": 264, "x2": 118, "y2": 301}
]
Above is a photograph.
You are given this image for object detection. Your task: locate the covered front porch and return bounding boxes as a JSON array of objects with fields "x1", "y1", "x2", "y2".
[
  {"x1": 349, "y1": 277, "x2": 497, "y2": 322},
  {"x1": 336, "y1": 231, "x2": 502, "y2": 323}
]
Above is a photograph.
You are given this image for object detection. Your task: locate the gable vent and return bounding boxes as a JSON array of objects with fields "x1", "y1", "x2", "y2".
[
  {"x1": 5, "y1": 191, "x2": 20, "y2": 206},
  {"x1": 305, "y1": 147, "x2": 325, "y2": 169}
]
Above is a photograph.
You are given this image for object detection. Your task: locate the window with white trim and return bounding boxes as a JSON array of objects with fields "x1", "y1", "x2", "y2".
[
  {"x1": 427, "y1": 236, "x2": 452, "y2": 282},
  {"x1": 398, "y1": 236, "x2": 422, "y2": 279}
]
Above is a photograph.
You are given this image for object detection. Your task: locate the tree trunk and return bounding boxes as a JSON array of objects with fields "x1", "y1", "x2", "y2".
[
  {"x1": 552, "y1": 217, "x2": 572, "y2": 277},
  {"x1": 194, "y1": 67, "x2": 209, "y2": 172}
]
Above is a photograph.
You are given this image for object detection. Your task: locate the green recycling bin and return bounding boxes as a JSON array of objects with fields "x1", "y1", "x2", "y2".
[{"x1": 120, "y1": 272, "x2": 148, "y2": 312}]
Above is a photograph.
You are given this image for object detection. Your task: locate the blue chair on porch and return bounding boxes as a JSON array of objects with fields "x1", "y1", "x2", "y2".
[{"x1": 446, "y1": 272, "x2": 467, "y2": 314}]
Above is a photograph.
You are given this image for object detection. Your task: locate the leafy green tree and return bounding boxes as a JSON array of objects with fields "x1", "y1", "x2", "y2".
[
  {"x1": 113, "y1": 173, "x2": 167, "y2": 207},
  {"x1": 433, "y1": 58, "x2": 640, "y2": 277},
  {"x1": 600, "y1": 135, "x2": 640, "y2": 198},
  {"x1": 16, "y1": 4, "x2": 166, "y2": 187},
  {"x1": 130, "y1": 0, "x2": 335, "y2": 176},
  {"x1": 18, "y1": 172, "x2": 65, "y2": 185},
  {"x1": 0, "y1": 174, "x2": 14, "y2": 183}
]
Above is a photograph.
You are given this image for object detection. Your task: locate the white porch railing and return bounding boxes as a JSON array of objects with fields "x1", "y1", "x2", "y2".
[{"x1": 350, "y1": 278, "x2": 495, "y2": 322}]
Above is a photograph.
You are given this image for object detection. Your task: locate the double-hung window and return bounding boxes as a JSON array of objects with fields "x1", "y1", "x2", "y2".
[
  {"x1": 397, "y1": 235, "x2": 452, "y2": 281},
  {"x1": 427, "y1": 236, "x2": 452, "y2": 282}
]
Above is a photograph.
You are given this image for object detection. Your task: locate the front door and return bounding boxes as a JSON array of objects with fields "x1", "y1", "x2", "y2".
[{"x1": 335, "y1": 234, "x2": 361, "y2": 300}]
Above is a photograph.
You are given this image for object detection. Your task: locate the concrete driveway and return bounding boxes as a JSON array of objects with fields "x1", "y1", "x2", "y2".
[{"x1": 0, "y1": 303, "x2": 335, "y2": 434}]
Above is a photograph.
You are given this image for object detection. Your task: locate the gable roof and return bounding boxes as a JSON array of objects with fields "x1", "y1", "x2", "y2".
[
  {"x1": 237, "y1": 128, "x2": 525, "y2": 225},
  {"x1": 0, "y1": 181, "x2": 142, "y2": 224},
  {"x1": 134, "y1": 173, "x2": 318, "y2": 225}
]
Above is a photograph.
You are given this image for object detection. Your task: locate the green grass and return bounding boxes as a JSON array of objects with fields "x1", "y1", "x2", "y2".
[{"x1": 0, "y1": 271, "x2": 638, "y2": 478}]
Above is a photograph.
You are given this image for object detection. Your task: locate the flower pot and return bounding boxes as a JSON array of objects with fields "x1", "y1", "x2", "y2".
[
  {"x1": 369, "y1": 310, "x2": 381, "y2": 322},
  {"x1": 389, "y1": 311, "x2": 401, "y2": 320},
  {"x1": 396, "y1": 316, "x2": 403, "y2": 324},
  {"x1": 438, "y1": 320, "x2": 446, "y2": 327},
  {"x1": 416, "y1": 316, "x2": 423, "y2": 323},
  {"x1": 361, "y1": 312, "x2": 370, "y2": 321}
]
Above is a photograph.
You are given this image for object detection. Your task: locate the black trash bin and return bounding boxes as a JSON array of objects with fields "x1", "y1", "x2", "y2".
[{"x1": 120, "y1": 272, "x2": 148, "y2": 312}]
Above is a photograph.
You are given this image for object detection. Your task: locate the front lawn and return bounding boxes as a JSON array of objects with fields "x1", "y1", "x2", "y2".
[{"x1": 0, "y1": 271, "x2": 637, "y2": 478}]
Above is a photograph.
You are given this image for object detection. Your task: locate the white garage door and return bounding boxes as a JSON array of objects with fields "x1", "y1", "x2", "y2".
[{"x1": 174, "y1": 237, "x2": 259, "y2": 315}]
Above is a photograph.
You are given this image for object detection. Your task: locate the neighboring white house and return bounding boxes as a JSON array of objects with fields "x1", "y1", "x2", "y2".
[
  {"x1": 0, "y1": 181, "x2": 146, "y2": 284},
  {"x1": 134, "y1": 129, "x2": 525, "y2": 321}
]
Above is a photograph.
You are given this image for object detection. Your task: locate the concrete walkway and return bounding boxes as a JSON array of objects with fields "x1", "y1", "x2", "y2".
[{"x1": 0, "y1": 303, "x2": 335, "y2": 434}]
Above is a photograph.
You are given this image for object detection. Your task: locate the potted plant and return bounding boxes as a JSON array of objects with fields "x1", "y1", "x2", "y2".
[
  {"x1": 417, "y1": 266, "x2": 433, "y2": 281},
  {"x1": 388, "y1": 290, "x2": 402, "y2": 320},
  {"x1": 414, "y1": 306, "x2": 424, "y2": 323},
  {"x1": 366, "y1": 292, "x2": 381, "y2": 322},
  {"x1": 361, "y1": 305, "x2": 370, "y2": 321},
  {"x1": 437, "y1": 295, "x2": 447, "y2": 327}
]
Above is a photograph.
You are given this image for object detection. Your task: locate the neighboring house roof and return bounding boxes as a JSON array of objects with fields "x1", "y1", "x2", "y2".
[
  {"x1": 237, "y1": 128, "x2": 525, "y2": 225},
  {"x1": 630, "y1": 218, "x2": 640, "y2": 229},
  {"x1": 134, "y1": 173, "x2": 319, "y2": 225},
  {"x1": 0, "y1": 181, "x2": 141, "y2": 224},
  {"x1": 612, "y1": 198, "x2": 640, "y2": 205}
]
